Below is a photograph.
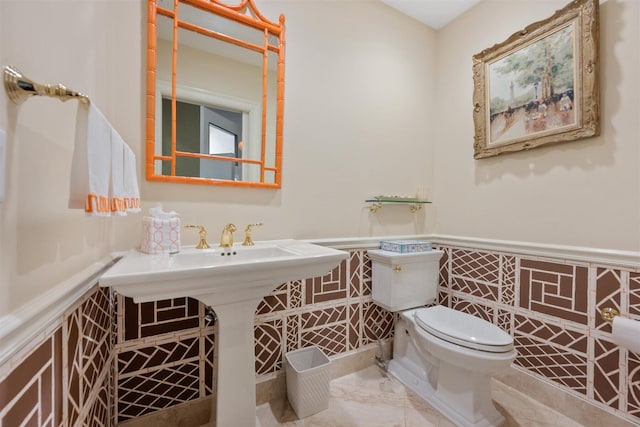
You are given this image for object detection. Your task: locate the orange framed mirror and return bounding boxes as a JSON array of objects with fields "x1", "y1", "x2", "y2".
[{"x1": 146, "y1": 0, "x2": 285, "y2": 188}]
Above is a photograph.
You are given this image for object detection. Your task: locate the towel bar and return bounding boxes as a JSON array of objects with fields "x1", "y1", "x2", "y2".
[{"x1": 3, "y1": 65, "x2": 89, "y2": 105}]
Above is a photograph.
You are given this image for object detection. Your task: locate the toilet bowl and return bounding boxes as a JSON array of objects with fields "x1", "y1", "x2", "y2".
[
  {"x1": 368, "y1": 249, "x2": 516, "y2": 427},
  {"x1": 391, "y1": 306, "x2": 516, "y2": 427}
]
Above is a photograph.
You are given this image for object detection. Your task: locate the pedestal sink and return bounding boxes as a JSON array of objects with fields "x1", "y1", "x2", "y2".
[{"x1": 99, "y1": 239, "x2": 348, "y2": 426}]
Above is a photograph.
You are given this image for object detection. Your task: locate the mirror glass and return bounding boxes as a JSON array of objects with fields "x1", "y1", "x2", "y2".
[{"x1": 147, "y1": 0, "x2": 285, "y2": 188}]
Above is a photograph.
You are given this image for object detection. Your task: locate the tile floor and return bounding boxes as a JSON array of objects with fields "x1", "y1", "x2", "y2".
[{"x1": 254, "y1": 366, "x2": 584, "y2": 427}]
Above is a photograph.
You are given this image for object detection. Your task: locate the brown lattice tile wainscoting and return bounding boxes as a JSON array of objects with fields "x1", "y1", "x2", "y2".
[
  {"x1": 1, "y1": 237, "x2": 638, "y2": 426},
  {"x1": 0, "y1": 283, "x2": 114, "y2": 427},
  {"x1": 435, "y1": 240, "x2": 640, "y2": 424}
]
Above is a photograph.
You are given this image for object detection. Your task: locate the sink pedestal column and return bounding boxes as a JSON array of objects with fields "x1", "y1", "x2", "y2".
[{"x1": 208, "y1": 297, "x2": 263, "y2": 427}]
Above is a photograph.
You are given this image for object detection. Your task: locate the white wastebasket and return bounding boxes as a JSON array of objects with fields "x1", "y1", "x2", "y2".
[{"x1": 284, "y1": 346, "x2": 331, "y2": 418}]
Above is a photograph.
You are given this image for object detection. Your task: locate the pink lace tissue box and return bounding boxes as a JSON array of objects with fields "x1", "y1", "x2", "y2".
[{"x1": 140, "y1": 216, "x2": 181, "y2": 254}]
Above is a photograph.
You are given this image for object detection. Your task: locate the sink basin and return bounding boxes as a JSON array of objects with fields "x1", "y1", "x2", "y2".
[
  {"x1": 100, "y1": 239, "x2": 348, "y2": 304},
  {"x1": 172, "y1": 245, "x2": 293, "y2": 266},
  {"x1": 99, "y1": 239, "x2": 347, "y2": 427}
]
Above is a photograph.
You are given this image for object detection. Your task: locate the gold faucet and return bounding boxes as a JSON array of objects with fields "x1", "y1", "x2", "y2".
[
  {"x1": 184, "y1": 225, "x2": 210, "y2": 249},
  {"x1": 220, "y1": 223, "x2": 237, "y2": 247},
  {"x1": 242, "y1": 223, "x2": 264, "y2": 246}
]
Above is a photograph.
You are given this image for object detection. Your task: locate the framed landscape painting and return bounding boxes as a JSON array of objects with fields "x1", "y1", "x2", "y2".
[{"x1": 472, "y1": 0, "x2": 599, "y2": 159}]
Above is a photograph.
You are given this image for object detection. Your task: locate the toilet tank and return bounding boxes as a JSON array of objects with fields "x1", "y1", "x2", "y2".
[{"x1": 367, "y1": 249, "x2": 444, "y2": 312}]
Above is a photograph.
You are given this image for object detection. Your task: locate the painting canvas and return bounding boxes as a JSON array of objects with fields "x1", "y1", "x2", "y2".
[
  {"x1": 473, "y1": 0, "x2": 599, "y2": 159},
  {"x1": 489, "y1": 24, "x2": 576, "y2": 147}
]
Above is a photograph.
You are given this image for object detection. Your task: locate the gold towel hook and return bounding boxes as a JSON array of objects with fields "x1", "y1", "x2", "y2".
[
  {"x1": 3, "y1": 65, "x2": 90, "y2": 105},
  {"x1": 600, "y1": 307, "x2": 620, "y2": 324}
]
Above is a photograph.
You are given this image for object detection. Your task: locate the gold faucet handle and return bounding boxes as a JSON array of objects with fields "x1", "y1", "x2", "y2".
[
  {"x1": 220, "y1": 223, "x2": 237, "y2": 248},
  {"x1": 184, "y1": 225, "x2": 210, "y2": 249},
  {"x1": 242, "y1": 223, "x2": 263, "y2": 246}
]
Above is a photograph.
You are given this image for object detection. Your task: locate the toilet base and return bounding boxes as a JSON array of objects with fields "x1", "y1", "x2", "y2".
[{"x1": 388, "y1": 359, "x2": 505, "y2": 427}]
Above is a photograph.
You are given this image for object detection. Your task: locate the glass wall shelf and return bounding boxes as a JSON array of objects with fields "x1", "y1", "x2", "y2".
[{"x1": 365, "y1": 196, "x2": 432, "y2": 213}]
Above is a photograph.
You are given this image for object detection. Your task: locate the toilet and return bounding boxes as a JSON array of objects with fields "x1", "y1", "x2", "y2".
[{"x1": 368, "y1": 249, "x2": 516, "y2": 427}]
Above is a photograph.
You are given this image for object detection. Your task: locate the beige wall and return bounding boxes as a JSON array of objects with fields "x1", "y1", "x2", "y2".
[
  {"x1": 2, "y1": 0, "x2": 636, "y2": 320},
  {"x1": 0, "y1": 0, "x2": 436, "y2": 317},
  {"x1": 0, "y1": 0, "x2": 144, "y2": 317},
  {"x1": 143, "y1": 1, "x2": 438, "y2": 239},
  {"x1": 144, "y1": 0, "x2": 437, "y2": 241},
  {"x1": 433, "y1": 0, "x2": 640, "y2": 251}
]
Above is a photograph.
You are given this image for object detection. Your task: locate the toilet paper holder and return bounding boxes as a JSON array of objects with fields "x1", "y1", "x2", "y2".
[{"x1": 600, "y1": 307, "x2": 620, "y2": 324}]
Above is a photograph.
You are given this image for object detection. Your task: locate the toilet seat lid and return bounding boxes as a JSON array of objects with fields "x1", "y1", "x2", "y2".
[{"x1": 414, "y1": 306, "x2": 514, "y2": 353}]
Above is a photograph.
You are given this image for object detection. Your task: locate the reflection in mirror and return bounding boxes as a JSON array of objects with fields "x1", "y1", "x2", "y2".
[{"x1": 147, "y1": 0, "x2": 285, "y2": 188}]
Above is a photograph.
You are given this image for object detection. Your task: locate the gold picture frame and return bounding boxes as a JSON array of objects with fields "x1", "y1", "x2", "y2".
[{"x1": 472, "y1": 0, "x2": 599, "y2": 159}]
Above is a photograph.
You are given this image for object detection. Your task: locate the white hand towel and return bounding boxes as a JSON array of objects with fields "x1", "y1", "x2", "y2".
[
  {"x1": 110, "y1": 129, "x2": 126, "y2": 216},
  {"x1": 123, "y1": 144, "x2": 141, "y2": 213},
  {"x1": 69, "y1": 103, "x2": 112, "y2": 216}
]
